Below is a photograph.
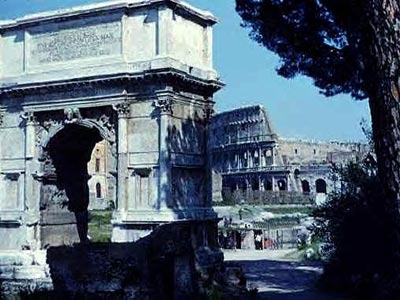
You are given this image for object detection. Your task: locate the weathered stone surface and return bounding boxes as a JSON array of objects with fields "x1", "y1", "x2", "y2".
[
  {"x1": 29, "y1": 21, "x2": 122, "y2": 66},
  {"x1": 210, "y1": 105, "x2": 369, "y2": 204},
  {"x1": 0, "y1": 250, "x2": 52, "y2": 298},
  {"x1": 0, "y1": 221, "x2": 236, "y2": 300},
  {"x1": 0, "y1": 0, "x2": 222, "y2": 250},
  {"x1": 0, "y1": 253, "x2": 33, "y2": 267}
]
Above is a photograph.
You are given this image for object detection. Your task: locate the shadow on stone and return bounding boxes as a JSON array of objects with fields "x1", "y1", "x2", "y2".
[{"x1": 12, "y1": 221, "x2": 243, "y2": 300}]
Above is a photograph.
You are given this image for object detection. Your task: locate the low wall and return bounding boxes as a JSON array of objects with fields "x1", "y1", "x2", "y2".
[
  {"x1": 218, "y1": 191, "x2": 315, "y2": 206},
  {"x1": 1, "y1": 220, "x2": 248, "y2": 300}
]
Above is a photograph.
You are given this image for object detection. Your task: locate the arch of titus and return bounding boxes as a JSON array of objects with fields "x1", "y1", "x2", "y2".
[{"x1": 0, "y1": 0, "x2": 222, "y2": 249}]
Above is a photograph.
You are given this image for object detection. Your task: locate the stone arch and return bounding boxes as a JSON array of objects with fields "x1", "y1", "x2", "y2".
[
  {"x1": 315, "y1": 178, "x2": 327, "y2": 194},
  {"x1": 45, "y1": 123, "x2": 104, "y2": 211},
  {"x1": 251, "y1": 177, "x2": 259, "y2": 191},
  {"x1": 301, "y1": 180, "x2": 310, "y2": 194},
  {"x1": 222, "y1": 177, "x2": 236, "y2": 193},
  {"x1": 277, "y1": 179, "x2": 286, "y2": 191},
  {"x1": 263, "y1": 178, "x2": 273, "y2": 191},
  {"x1": 96, "y1": 182, "x2": 102, "y2": 199},
  {"x1": 253, "y1": 149, "x2": 260, "y2": 167},
  {"x1": 37, "y1": 117, "x2": 116, "y2": 247},
  {"x1": 237, "y1": 178, "x2": 247, "y2": 191},
  {"x1": 41, "y1": 119, "x2": 115, "y2": 150}
]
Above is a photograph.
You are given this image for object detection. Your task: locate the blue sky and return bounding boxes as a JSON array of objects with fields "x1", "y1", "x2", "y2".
[{"x1": 0, "y1": 0, "x2": 371, "y2": 141}]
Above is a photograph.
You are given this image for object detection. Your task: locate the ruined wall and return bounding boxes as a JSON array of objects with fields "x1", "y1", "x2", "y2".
[
  {"x1": 0, "y1": 0, "x2": 222, "y2": 249},
  {"x1": 87, "y1": 141, "x2": 113, "y2": 210},
  {"x1": 210, "y1": 105, "x2": 369, "y2": 204},
  {"x1": 278, "y1": 139, "x2": 369, "y2": 165},
  {"x1": 0, "y1": 221, "x2": 226, "y2": 300},
  {"x1": 0, "y1": 100, "x2": 31, "y2": 250}
]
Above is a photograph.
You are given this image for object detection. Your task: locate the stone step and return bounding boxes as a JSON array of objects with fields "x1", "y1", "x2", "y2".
[
  {"x1": 0, "y1": 265, "x2": 49, "y2": 280},
  {"x1": 0, "y1": 253, "x2": 33, "y2": 266},
  {"x1": 0, "y1": 250, "x2": 47, "y2": 266}
]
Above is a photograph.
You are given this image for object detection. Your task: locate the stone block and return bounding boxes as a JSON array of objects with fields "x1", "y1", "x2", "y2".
[
  {"x1": 0, "y1": 253, "x2": 33, "y2": 266},
  {"x1": 40, "y1": 224, "x2": 80, "y2": 248},
  {"x1": 13, "y1": 266, "x2": 48, "y2": 280}
]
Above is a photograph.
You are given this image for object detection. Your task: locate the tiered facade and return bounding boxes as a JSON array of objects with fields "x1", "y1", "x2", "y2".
[{"x1": 210, "y1": 105, "x2": 369, "y2": 204}]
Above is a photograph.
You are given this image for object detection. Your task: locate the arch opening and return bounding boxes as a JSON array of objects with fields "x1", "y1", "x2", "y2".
[
  {"x1": 96, "y1": 182, "x2": 102, "y2": 199},
  {"x1": 315, "y1": 178, "x2": 327, "y2": 194},
  {"x1": 301, "y1": 180, "x2": 310, "y2": 194},
  {"x1": 238, "y1": 179, "x2": 247, "y2": 192},
  {"x1": 264, "y1": 179, "x2": 272, "y2": 191},
  {"x1": 277, "y1": 179, "x2": 286, "y2": 191},
  {"x1": 45, "y1": 123, "x2": 104, "y2": 243},
  {"x1": 251, "y1": 177, "x2": 259, "y2": 191}
]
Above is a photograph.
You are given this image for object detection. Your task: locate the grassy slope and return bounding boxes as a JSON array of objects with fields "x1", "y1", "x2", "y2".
[{"x1": 88, "y1": 210, "x2": 113, "y2": 243}]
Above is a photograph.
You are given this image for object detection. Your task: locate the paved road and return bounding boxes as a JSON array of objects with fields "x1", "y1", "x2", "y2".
[{"x1": 223, "y1": 250, "x2": 350, "y2": 300}]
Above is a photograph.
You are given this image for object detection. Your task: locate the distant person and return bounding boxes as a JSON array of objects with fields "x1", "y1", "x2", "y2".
[{"x1": 255, "y1": 234, "x2": 262, "y2": 250}]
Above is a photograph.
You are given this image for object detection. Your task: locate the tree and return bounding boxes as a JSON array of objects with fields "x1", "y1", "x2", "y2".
[
  {"x1": 311, "y1": 158, "x2": 391, "y2": 297},
  {"x1": 236, "y1": 0, "x2": 400, "y2": 277}
]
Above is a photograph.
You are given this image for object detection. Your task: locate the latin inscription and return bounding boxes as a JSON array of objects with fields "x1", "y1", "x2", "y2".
[{"x1": 29, "y1": 22, "x2": 121, "y2": 65}]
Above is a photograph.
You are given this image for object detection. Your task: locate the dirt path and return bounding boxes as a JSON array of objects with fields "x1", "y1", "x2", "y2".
[{"x1": 223, "y1": 250, "x2": 350, "y2": 300}]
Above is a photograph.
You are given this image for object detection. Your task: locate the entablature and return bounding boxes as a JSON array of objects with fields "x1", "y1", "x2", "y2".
[
  {"x1": 0, "y1": 0, "x2": 217, "y2": 31},
  {"x1": 210, "y1": 139, "x2": 277, "y2": 152},
  {"x1": 0, "y1": 67, "x2": 223, "y2": 100}
]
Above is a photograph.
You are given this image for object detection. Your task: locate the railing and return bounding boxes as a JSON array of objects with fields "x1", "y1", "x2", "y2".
[
  {"x1": 222, "y1": 164, "x2": 332, "y2": 175},
  {"x1": 223, "y1": 165, "x2": 292, "y2": 174},
  {"x1": 217, "y1": 190, "x2": 315, "y2": 206},
  {"x1": 212, "y1": 134, "x2": 277, "y2": 147}
]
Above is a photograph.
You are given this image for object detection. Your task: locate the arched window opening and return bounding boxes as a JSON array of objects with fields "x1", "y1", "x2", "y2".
[
  {"x1": 302, "y1": 180, "x2": 310, "y2": 194},
  {"x1": 96, "y1": 182, "x2": 102, "y2": 198},
  {"x1": 251, "y1": 178, "x2": 259, "y2": 191},
  {"x1": 315, "y1": 179, "x2": 327, "y2": 194},
  {"x1": 238, "y1": 179, "x2": 247, "y2": 192},
  {"x1": 264, "y1": 149, "x2": 273, "y2": 165},
  {"x1": 278, "y1": 179, "x2": 286, "y2": 191},
  {"x1": 242, "y1": 152, "x2": 248, "y2": 168},
  {"x1": 254, "y1": 150, "x2": 260, "y2": 167},
  {"x1": 264, "y1": 179, "x2": 273, "y2": 191},
  {"x1": 223, "y1": 177, "x2": 236, "y2": 193},
  {"x1": 264, "y1": 149, "x2": 272, "y2": 157},
  {"x1": 230, "y1": 184, "x2": 236, "y2": 193},
  {"x1": 95, "y1": 158, "x2": 100, "y2": 173}
]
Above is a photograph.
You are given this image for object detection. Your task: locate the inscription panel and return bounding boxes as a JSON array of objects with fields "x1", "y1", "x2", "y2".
[{"x1": 29, "y1": 21, "x2": 122, "y2": 65}]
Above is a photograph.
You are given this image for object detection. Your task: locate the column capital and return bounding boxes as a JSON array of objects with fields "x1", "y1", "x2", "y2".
[
  {"x1": 152, "y1": 97, "x2": 173, "y2": 115},
  {"x1": 20, "y1": 111, "x2": 37, "y2": 124},
  {"x1": 112, "y1": 101, "x2": 130, "y2": 118}
]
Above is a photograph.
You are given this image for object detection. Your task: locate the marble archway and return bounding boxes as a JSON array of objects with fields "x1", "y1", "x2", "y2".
[{"x1": 32, "y1": 107, "x2": 117, "y2": 247}]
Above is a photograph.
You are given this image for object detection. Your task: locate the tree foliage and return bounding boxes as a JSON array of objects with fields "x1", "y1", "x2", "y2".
[
  {"x1": 236, "y1": 0, "x2": 400, "y2": 99},
  {"x1": 236, "y1": 0, "x2": 373, "y2": 99},
  {"x1": 235, "y1": 1, "x2": 400, "y2": 296},
  {"x1": 311, "y1": 158, "x2": 400, "y2": 298}
]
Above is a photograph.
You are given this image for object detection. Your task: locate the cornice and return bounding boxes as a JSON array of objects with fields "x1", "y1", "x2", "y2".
[
  {"x1": 0, "y1": 0, "x2": 217, "y2": 31},
  {"x1": 210, "y1": 140, "x2": 277, "y2": 152},
  {"x1": 0, "y1": 68, "x2": 224, "y2": 97}
]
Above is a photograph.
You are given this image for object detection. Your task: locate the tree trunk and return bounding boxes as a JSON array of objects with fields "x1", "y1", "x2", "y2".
[{"x1": 362, "y1": 0, "x2": 400, "y2": 273}]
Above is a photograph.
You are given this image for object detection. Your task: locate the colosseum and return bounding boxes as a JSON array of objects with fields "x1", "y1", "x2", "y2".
[{"x1": 209, "y1": 105, "x2": 369, "y2": 205}]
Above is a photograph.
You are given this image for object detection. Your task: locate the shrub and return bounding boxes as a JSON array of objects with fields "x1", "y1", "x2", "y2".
[{"x1": 311, "y1": 158, "x2": 400, "y2": 298}]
